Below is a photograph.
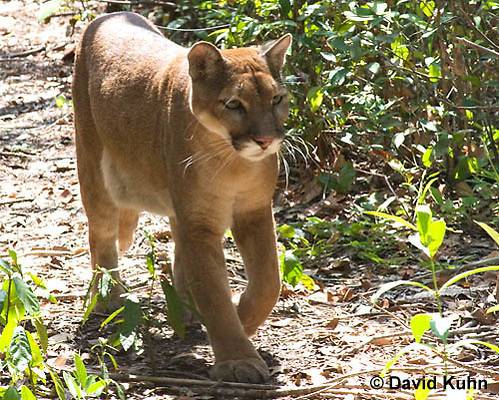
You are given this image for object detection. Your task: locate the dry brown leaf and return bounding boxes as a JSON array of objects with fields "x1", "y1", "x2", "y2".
[
  {"x1": 471, "y1": 308, "x2": 497, "y2": 325},
  {"x1": 325, "y1": 318, "x2": 339, "y2": 330},
  {"x1": 371, "y1": 336, "x2": 396, "y2": 346}
]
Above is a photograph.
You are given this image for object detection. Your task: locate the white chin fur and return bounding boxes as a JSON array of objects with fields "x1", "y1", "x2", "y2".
[
  {"x1": 196, "y1": 111, "x2": 231, "y2": 141},
  {"x1": 239, "y1": 140, "x2": 281, "y2": 162}
]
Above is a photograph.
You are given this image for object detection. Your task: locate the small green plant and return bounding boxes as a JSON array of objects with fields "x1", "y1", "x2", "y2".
[
  {"x1": 365, "y1": 204, "x2": 499, "y2": 399},
  {"x1": 82, "y1": 231, "x2": 188, "y2": 354},
  {"x1": 61, "y1": 354, "x2": 107, "y2": 399},
  {"x1": 0, "y1": 251, "x2": 117, "y2": 400},
  {"x1": 0, "y1": 251, "x2": 51, "y2": 399}
]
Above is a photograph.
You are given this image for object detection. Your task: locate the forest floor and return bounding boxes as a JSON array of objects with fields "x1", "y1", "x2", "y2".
[{"x1": 1, "y1": 1, "x2": 498, "y2": 399}]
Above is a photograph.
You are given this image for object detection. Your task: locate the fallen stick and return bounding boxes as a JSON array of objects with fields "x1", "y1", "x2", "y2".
[
  {"x1": 108, "y1": 366, "x2": 455, "y2": 399},
  {"x1": 0, "y1": 45, "x2": 46, "y2": 61},
  {"x1": 0, "y1": 198, "x2": 34, "y2": 206}
]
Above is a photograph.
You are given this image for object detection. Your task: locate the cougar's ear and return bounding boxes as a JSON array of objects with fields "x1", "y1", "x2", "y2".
[
  {"x1": 188, "y1": 42, "x2": 224, "y2": 80},
  {"x1": 261, "y1": 34, "x2": 292, "y2": 75}
]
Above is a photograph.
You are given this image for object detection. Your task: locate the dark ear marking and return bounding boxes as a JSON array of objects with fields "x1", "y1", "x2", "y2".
[
  {"x1": 260, "y1": 34, "x2": 292, "y2": 76},
  {"x1": 188, "y1": 41, "x2": 225, "y2": 80}
]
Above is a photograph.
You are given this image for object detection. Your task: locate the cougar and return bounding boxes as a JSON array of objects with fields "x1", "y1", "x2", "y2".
[{"x1": 73, "y1": 11, "x2": 291, "y2": 383}]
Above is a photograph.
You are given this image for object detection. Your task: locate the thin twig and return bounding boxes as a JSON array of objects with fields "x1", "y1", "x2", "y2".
[
  {"x1": 0, "y1": 151, "x2": 35, "y2": 159},
  {"x1": 108, "y1": 366, "x2": 458, "y2": 399},
  {"x1": 458, "y1": 9, "x2": 499, "y2": 51},
  {"x1": 436, "y1": 97, "x2": 499, "y2": 111},
  {"x1": 108, "y1": 373, "x2": 279, "y2": 390},
  {"x1": 440, "y1": 354, "x2": 499, "y2": 378},
  {"x1": 456, "y1": 37, "x2": 499, "y2": 58},
  {"x1": 356, "y1": 169, "x2": 411, "y2": 218},
  {"x1": 0, "y1": 198, "x2": 34, "y2": 206},
  {"x1": 0, "y1": 45, "x2": 45, "y2": 60}
]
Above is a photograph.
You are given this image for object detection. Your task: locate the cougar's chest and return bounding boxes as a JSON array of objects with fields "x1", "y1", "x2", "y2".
[{"x1": 100, "y1": 150, "x2": 174, "y2": 216}]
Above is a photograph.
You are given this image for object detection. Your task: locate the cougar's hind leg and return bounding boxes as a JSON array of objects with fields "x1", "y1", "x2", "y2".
[
  {"x1": 75, "y1": 126, "x2": 125, "y2": 311},
  {"x1": 118, "y1": 209, "x2": 140, "y2": 255}
]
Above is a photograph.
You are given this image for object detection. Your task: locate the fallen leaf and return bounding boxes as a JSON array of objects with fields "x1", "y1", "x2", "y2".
[{"x1": 325, "y1": 318, "x2": 339, "y2": 330}]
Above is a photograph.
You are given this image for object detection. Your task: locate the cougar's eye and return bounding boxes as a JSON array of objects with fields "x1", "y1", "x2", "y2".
[
  {"x1": 224, "y1": 99, "x2": 242, "y2": 110},
  {"x1": 272, "y1": 95, "x2": 283, "y2": 105}
]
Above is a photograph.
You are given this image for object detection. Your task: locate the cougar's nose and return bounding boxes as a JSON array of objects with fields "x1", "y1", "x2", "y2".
[{"x1": 252, "y1": 136, "x2": 274, "y2": 150}]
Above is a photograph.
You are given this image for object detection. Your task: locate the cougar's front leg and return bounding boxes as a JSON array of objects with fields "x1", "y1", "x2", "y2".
[
  {"x1": 173, "y1": 220, "x2": 269, "y2": 383},
  {"x1": 232, "y1": 206, "x2": 280, "y2": 337}
]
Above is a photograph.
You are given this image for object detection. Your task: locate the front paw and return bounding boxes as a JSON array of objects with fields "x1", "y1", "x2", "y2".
[{"x1": 210, "y1": 357, "x2": 270, "y2": 383}]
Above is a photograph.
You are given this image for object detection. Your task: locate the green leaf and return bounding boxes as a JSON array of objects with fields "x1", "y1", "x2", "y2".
[
  {"x1": 418, "y1": 177, "x2": 439, "y2": 205},
  {"x1": 419, "y1": 0, "x2": 435, "y2": 17},
  {"x1": 486, "y1": 304, "x2": 499, "y2": 314},
  {"x1": 34, "y1": 318, "x2": 48, "y2": 352},
  {"x1": 277, "y1": 224, "x2": 296, "y2": 239},
  {"x1": 328, "y1": 67, "x2": 349, "y2": 86},
  {"x1": 37, "y1": 0, "x2": 63, "y2": 22},
  {"x1": 13, "y1": 276, "x2": 41, "y2": 317},
  {"x1": 25, "y1": 331, "x2": 43, "y2": 367},
  {"x1": 85, "y1": 379, "x2": 107, "y2": 396},
  {"x1": 98, "y1": 272, "x2": 113, "y2": 299},
  {"x1": 3, "y1": 387, "x2": 20, "y2": 400},
  {"x1": 475, "y1": 221, "x2": 499, "y2": 246},
  {"x1": 9, "y1": 326, "x2": 32, "y2": 372},
  {"x1": 439, "y1": 266, "x2": 499, "y2": 292},
  {"x1": 410, "y1": 313, "x2": 433, "y2": 343},
  {"x1": 299, "y1": 273, "x2": 316, "y2": 291},
  {"x1": 422, "y1": 146, "x2": 433, "y2": 168},
  {"x1": 8, "y1": 250, "x2": 18, "y2": 269},
  {"x1": 430, "y1": 314, "x2": 451, "y2": 343},
  {"x1": 63, "y1": 371, "x2": 83, "y2": 400},
  {"x1": 82, "y1": 294, "x2": 98, "y2": 324},
  {"x1": 0, "y1": 320, "x2": 16, "y2": 352},
  {"x1": 414, "y1": 380, "x2": 431, "y2": 400},
  {"x1": 416, "y1": 204, "x2": 432, "y2": 240},
  {"x1": 408, "y1": 233, "x2": 430, "y2": 257},
  {"x1": 50, "y1": 369, "x2": 67, "y2": 400},
  {"x1": 391, "y1": 36, "x2": 409, "y2": 61},
  {"x1": 0, "y1": 259, "x2": 13, "y2": 276},
  {"x1": 427, "y1": 219, "x2": 446, "y2": 258},
  {"x1": 100, "y1": 306, "x2": 124, "y2": 329},
  {"x1": 371, "y1": 280, "x2": 434, "y2": 304},
  {"x1": 160, "y1": 280, "x2": 186, "y2": 339},
  {"x1": 280, "y1": 250, "x2": 304, "y2": 287},
  {"x1": 364, "y1": 211, "x2": 417, "y2": 231},
  {"x1": 119, "y1": 294, "x2": 143, "y2": 350},
  {"x1": 428, "y1": 63, "x2": 441, "y2": 83},
  {"x1": 74, "y1": 354, "x2": 88, "y2": 387},
  {"x1": 306, "y1": 87, "x2": 323, "y2": 112},
  {"x1": 20, "y1": 385, "x2": 36, "y2": 400},
  {"x1": 380, "y1": 342, "x2": 427, "y2": 377}
]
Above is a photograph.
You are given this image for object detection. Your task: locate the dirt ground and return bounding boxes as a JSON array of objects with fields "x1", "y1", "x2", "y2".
[{"x1": 1, "y1": 1, "x2": 498, "y2": 399}]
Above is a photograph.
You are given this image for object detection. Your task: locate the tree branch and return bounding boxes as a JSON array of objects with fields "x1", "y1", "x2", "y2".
[{"x1": 456, "y1": 37, "x2": 499, "y2": 58}]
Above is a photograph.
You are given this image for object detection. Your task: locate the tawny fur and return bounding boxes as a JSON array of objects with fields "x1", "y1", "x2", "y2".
[{"x1": 73, "y1": 11, "x2": 291, "y2": 383}]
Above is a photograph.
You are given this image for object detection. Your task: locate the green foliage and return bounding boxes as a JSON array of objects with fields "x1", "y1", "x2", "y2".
[
  {"x1": 279, "y1": 250, "x2": 314, "y2": 290},
  {"x1": 367, "y1": 205, "x2": 499, "y2": 376},
  {"x1": 145, "y1": 0, "x2": 498, "y2": 200},
  {"x1": 0, "y1": 251, "x2": 117, "y2": 400},
  {"x1": 61, "y1": 354, "x2": 108, "y2": 399}
]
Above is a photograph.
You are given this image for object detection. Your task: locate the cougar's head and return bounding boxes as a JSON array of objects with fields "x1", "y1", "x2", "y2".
[{"x1": 187, "y1": 34, "x2": 292, "y2": 162}]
